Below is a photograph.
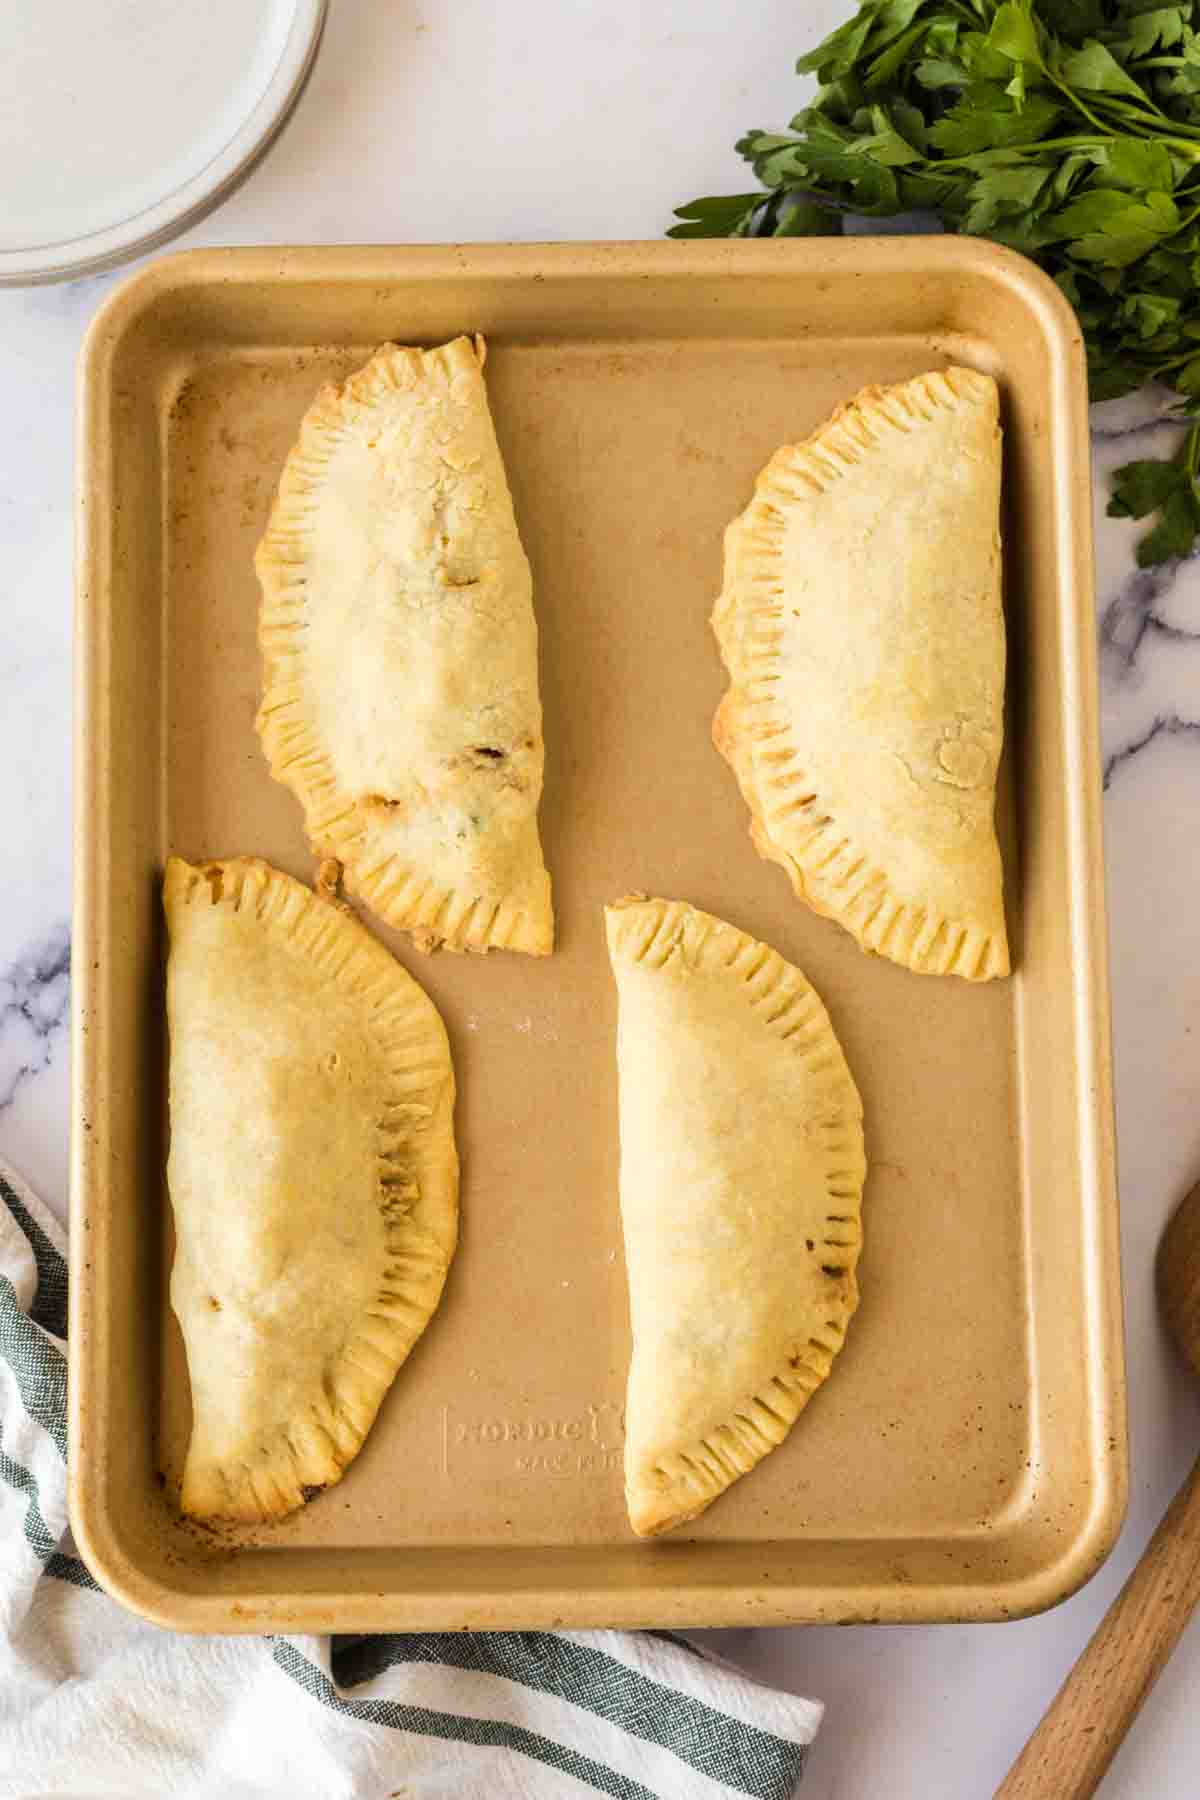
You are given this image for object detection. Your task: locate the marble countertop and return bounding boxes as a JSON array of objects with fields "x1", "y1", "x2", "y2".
[{"x1": 2, "y1": 4, "x2": 1197, "y2": 1794}]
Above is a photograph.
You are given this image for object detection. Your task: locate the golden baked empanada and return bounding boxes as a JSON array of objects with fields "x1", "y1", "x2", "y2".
[
  {"x1": 165, "y1": 855, "x2": 458, "y2": 1523},
  {"x1": 713, "y1": 367, "x2": 1008, "y2": 980},
  {"x1": 606, "y1": 896, "x2": 865, "y2": 1536},
  {"x1": 256, "y1": 335, "x2": 553, "y2": 956}
]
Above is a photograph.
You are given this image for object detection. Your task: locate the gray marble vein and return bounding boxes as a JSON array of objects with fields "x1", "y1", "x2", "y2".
[
  {"x1": 1100, "y1": 552, "x2": 1200, "y2": 675},
  {"x1": 1089, "y1": 394, "x2": 1200, "y2": 793},
  {"x1": 1104, "y1": 715, "x2": 1200, "y2": 791},
  {"x1": 0, "y1": 924, "x2": 70, "y2": 1112}
]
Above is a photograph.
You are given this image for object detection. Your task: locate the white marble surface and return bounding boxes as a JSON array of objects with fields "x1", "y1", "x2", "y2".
[{"x1": 2, "y1": 3, "x2": 1197, "y2": 1794}]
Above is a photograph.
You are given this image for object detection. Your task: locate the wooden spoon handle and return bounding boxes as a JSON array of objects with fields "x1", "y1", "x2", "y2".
[{"x1": 996, "y1": 1452, "x2": 1200, "y2": 1799}]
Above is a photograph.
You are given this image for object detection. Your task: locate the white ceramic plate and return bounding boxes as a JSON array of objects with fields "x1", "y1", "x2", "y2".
[{"x1": 0, "y1": 0, "x2": 326, "y2": 285}]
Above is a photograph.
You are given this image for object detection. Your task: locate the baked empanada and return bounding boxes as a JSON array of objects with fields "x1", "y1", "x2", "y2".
[
  {"x1": 713, "y1": 367, "x2": 1008, "y2": 980},
  {"x1": 256, "y1": 335, "x2": 553, "y2": 956},
  {"x1": 165, "y1": 855, "x2": 458, "y2": 1523},
  {"x1": 606, "y1": 896, "x2": 865, "y2": 1537}
]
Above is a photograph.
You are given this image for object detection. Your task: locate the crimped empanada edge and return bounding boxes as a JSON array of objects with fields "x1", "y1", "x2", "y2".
[
  {"x1": 165, "y1": 853, "x2": 459, "y2": 1523},
  {"x1": 606, "y1": 895, "x2": 865, "y2": 1538},
  {"x1": 253, "y1": 338, "x2": 553, "y2": 958},
  {"x1": 711, "y1": 367, "x2": 1009, "y2": 983}
]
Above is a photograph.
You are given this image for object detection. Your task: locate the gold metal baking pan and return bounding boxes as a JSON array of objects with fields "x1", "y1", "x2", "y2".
[{"x1": 70, "y1": 240, "x2": 1124, "y2": 1631}]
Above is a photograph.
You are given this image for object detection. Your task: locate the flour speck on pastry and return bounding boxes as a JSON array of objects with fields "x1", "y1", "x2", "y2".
[
  {"x1": 712, "y1": 367, "x2": 1008, "y2": 981},
  {"x1": 605, "y1": 895, "x2": 865, "y2": 1537},
  {"x1": 255, "y1": 336, "x2": 553, "y2": 956},
  {"x1": 164, "y1": 854, "x2": 459, "y2": 1525}
]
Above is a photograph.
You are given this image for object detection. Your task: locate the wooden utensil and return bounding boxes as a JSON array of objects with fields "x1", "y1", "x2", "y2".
[{"x1": 997, "y1": 1178, "x2": 1200, "y2": 1799}]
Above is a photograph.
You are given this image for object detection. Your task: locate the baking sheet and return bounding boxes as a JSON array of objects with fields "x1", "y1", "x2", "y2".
[{"x1": 71, "y1": 241, "x2": 1124, "y2": 1630}]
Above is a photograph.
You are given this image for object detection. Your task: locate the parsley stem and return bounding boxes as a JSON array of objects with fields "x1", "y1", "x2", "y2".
[
  {"x1": 1089, "y1": 89, "x2": 1200, "y2": 141},
  {"x1": 1040, "y1": 70, "x2": 1112, "y2": 136},
  {"x1": 1140, "y1": 345, "x2": 1200, "y2": 379},
  {"x1": 934, "y1": 133, "x2": 1200, "y2": 168},
  {"x1": 675, "y1": 0, "x2": 1200, "y2": 570}
]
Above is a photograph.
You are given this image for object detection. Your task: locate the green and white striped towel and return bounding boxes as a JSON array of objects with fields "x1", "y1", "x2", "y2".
[{"x1": 0, "y1": 1163, "x2": 820, "y2": 1798}]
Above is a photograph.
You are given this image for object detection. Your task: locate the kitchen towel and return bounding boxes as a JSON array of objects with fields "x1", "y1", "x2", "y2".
[{"x1": 0, "y1": 1162, "x2": 821, "y2": 1798}]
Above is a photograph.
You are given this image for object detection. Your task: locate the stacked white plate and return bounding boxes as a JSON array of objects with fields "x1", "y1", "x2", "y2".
[{"x1": 0, "y1": 0, "x2": 326, "y2": 284}]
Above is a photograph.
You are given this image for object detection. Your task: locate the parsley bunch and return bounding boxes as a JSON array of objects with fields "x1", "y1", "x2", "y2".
[{"x1": 671, "y1": 0, "x2": 1200, "y2": 566}]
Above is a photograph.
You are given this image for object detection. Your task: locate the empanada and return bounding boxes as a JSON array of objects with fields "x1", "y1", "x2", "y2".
[
  {"x1": 605, "y1": 896, "x2": 865, "y2": 1537},
  {"x1": 165, "y1": 855, "x2": 458, "y2": 1523},
  {"x1": 713, "y1": 367, "x2": 1008, "y2": 980},
  {"x1": 256, "y1": 335, "x2": 553, "y2": 956}
]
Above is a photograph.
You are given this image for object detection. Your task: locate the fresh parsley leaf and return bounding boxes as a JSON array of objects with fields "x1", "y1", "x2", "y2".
[
  {"x1": 1049, "y1": 150, "x2": 1091, "y2": 205},
  {"x1": 1121, "y1": 8, "x2": 1186, "y2": 59},
  {"x1": 916, "y1": 56, "x2": 969, "y2": 90},
  {"x1": 1055, "y1": 40, "x2": 1157, "y2": 103},
  {"x1": 672, "y1": 0, "x2": 1200, "y2": 563},
  {"x1": 1107, "y1": 458, "x2": 1186, "y2": 518},
  {"x1": 1039, "y1": 0, "x2": 1104, "y2": 34},
  {"x1": 795, "y1": 9, "x2": 874, "y2": 82},
  {"x1": 1047, "y1": 189, "x2": 1158, "y2": 234},
  {"x1": 891, "y1": 96, "x2": 931, "y2": 153},
  {"x1": 987, "y1": 2, "x2": 1041, "y2": 66},
  {"x1": 1120, "y1": 0, "x2": 1184, "y2": 19},
  {"x1": 866, "y1": 20, "x2": 934, "y2": 87},
  {"x1": 672, "y1": 193, "x2": 767, "y2": 220},
  {"x1": 1093, "y1": 138, "x2": 1174, "y2": 193},
  {"x1": 964, "y1": 163, "x2": 1052, "y2": 232},
  {"x1": 928, "y1": 89, "x2": 1060, "y2": 152},
  {"x1": 924, "y1": 16, "x2": 959, "y2": 57},
  {"x1": 963, "y1": 37, "x2": 1030, "y2": 85},
  {"x1": 1047, "y1": 189, "x2": 1179, "y2": 263},
  {"x1": 1110, "y1": 425, "x2": 1200, "y2": 564},
  {"x1": 1005, "y1": 62, "x2": 1028, "y2": 107},
  {"x1": 773, "y1": 195, "x2": 841, "y2": 236},
  {"x1": 859, "y1": 104, "x2": 926, "y2": 165},
  {"x1": 1161, "y1": 60, "x2": 1200, "y2": 97},
  {"x1": 1133, "y1": 486, "x2": 1200, "y2": 565},
  {"x1": 668, "y1": 195, "x2": 765, "y2": 239},
  {"x1": 1130, "y1": 291, "x2": 1182, "y2": 338}
]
